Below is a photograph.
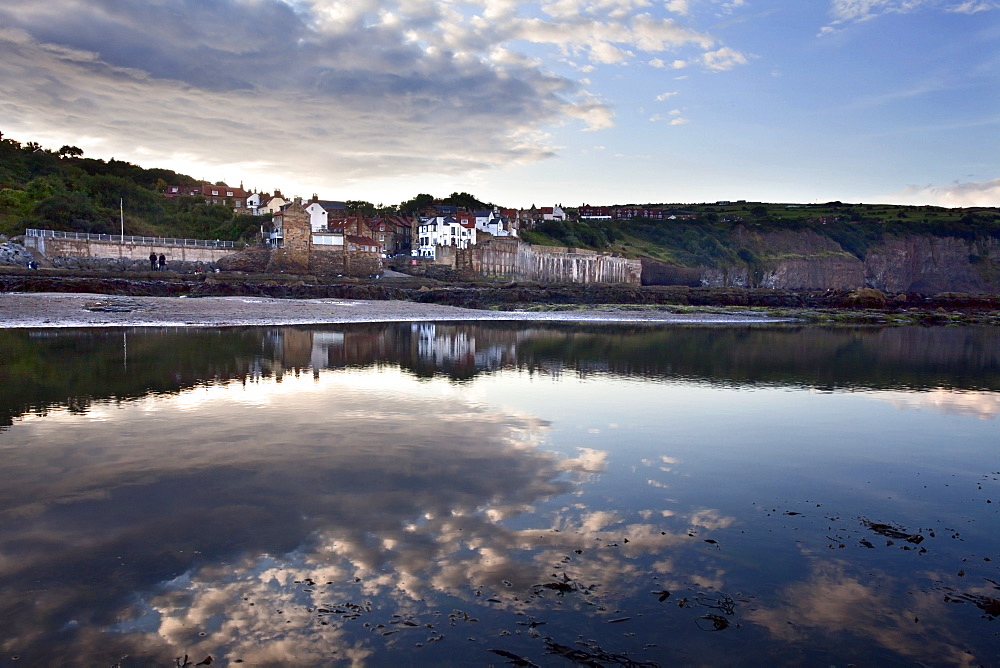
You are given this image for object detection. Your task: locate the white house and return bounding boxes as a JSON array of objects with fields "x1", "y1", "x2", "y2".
[
  {"x1": 305, "y1": 200, "x2": 347, "y2": 232},
  {"x1": 416, "y1": 215, "x2": 477, "y2": 258},
  {"x1": 475, "y1": 209, "x2": 518, "y2": 238},
  {"x1": 543, "y1": 205, "x2": 567, "y2": 222}
]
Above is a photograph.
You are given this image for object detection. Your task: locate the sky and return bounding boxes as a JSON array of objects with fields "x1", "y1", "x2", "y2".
[{"x1": 0, "y1": 0, "x2": 997, "y2": 208}]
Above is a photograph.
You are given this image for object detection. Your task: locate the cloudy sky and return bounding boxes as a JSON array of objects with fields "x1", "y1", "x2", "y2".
[{"x1": 1, "y1": 0, "x2": 997, "y2": 207}]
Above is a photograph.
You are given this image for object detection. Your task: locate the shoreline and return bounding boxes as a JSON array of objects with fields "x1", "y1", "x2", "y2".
[{"x1": 0, "y1": 292, "x2": 791, "y2": 329}]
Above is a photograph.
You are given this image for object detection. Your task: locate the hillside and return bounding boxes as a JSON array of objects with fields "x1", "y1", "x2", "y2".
[
  {"x1": 3, "y1": 133, "x2": 999, "y2": 292},
  {"x1": 520, "y1": 202, "x2": 1000, "y2": 292},
  {"x1": 0, "y1": 133, "x2": 260, "y2": 242}
]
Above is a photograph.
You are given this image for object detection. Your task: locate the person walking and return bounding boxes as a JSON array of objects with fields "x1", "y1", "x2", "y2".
[
  {"x1": 158, "y1": 253, "x2": 166, "y2": 271},
  {"x1": 149, "y1": 251, "x2": 157, "y2": 271}
]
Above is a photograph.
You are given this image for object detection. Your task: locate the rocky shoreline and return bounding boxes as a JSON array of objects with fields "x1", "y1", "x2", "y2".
[{"x1": 2, "y1": 266, "x2": 999, "y2": 327}]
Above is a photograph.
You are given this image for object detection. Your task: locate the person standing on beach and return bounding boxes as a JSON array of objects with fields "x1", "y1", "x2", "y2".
[
  {"x1": 158, "y1": 253, "x2": 166, "y2": 271},
  {"x1": 149, "y1": 252, "x2": 157, "y2": 271}
]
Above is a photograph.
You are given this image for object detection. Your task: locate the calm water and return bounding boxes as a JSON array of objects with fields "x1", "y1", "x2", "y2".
[{"x1": 1, "y1": 322, "x2": 998, "y2": 667}]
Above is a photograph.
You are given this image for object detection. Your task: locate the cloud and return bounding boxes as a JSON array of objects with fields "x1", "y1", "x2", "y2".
[
  {"x1": 701, "y1": 46, "x2": 748, "y2": 70},
  {"x1": 0, "y1": 0, "x2": 747, "y2": 195},
  {"x1": 895, "y1": 177, "x2": 1000, "y2": 207},
  {"x1": 655, "y1": 90, "x2": 679, "y2": 100},
  {"x1": 820, "y1": 0, "x2": 999, "y2": 34},
  {"x1": 649, "y1": 57, "x2": 688, "y2": 69}
]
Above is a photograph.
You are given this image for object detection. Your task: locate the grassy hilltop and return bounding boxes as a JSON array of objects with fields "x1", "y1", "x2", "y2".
[{"x1": 522, "y1": 202, "x2": 1000, "y2": 268}]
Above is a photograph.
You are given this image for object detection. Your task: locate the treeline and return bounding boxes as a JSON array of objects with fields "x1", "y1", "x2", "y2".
[{"x1": 0, "y1": 134, "x2": 260, "y2": 241}]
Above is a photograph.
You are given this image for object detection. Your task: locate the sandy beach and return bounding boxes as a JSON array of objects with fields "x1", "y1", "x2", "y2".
[{"x1": 0, "y1": 292, "x2": 783, "y2": 328}]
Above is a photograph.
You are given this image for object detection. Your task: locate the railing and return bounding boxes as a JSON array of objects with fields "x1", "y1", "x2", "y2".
[{"x1": 26, "y1": 228, "x2": 235, "y2": 248}]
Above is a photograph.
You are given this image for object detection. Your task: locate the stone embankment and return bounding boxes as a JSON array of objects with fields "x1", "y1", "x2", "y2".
[{"x1": 0, "y1": 240, "x2": 39, "y2": 267}]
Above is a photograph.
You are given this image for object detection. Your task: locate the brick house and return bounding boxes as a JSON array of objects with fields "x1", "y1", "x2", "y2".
[{"x1": 164, "y1": 183, "x2": 248, "y2": 209}]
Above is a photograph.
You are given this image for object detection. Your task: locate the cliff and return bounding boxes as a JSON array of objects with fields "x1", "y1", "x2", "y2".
[{"x1": 690, "y1": 229, "x2": 1000, "y2": 294}]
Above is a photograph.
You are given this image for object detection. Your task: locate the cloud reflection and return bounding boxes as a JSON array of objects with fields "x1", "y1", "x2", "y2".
[
  {"x1": 0, "y1": 368, "x2": 734, "y2": 664},
  {"x1": 867, "y1": 388, "x2": 1000, "y2": 420},
  {"x1": 747, "y1": 561, "x2": 978, "y2": 665}
]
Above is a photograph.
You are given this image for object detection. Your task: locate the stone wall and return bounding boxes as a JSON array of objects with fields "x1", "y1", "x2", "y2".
[
  {"x1": 24, "y1": 235, "x2": 232, "y2": 264},
  {"x1": 455, "y1": 239, "x2": 641, "y2": 285}
]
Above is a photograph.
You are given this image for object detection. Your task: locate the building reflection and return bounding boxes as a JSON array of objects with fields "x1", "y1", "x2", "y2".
[{"x1": 1, "y1": 323, "x2": 998, "y2": 427}]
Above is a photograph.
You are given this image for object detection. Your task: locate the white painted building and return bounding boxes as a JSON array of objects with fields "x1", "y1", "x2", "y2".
[
  {"x1": 305, "y1": 200, "x2": 347, "y2": 232},
  {"x1": 416, "y1": 215, "x2": 477, "y2": 258},
  {"x1": 474, "y1": 209, "x2": 518, "y2": 238}
]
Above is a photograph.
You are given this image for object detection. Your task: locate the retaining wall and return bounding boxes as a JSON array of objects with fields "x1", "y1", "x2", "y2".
[
  {"x1": 25, "y1": 236, "x2": 234, "y2": 263},
  {"x1": 458, "y1": 239, "x2": 641, "y2": 284}
]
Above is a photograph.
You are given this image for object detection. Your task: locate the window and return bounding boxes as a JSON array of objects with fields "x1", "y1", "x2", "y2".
[
  {"x1": 227, "y1": 191, "x2": 233, "y2": 197},
  {"x1": 211, "y1": 190, "x2": 219, "y2": 196}
]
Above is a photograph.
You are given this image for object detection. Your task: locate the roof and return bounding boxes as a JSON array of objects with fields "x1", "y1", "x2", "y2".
[{"x1": 313, "y1": 200, "x2": 346, "y2": 211}]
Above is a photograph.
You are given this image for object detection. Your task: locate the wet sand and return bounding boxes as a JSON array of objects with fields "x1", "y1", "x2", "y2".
[{"x1": 0, "y1": 292, "x2": 784, "y2": 328}]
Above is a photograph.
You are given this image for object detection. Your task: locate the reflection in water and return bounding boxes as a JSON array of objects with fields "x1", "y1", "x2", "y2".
[
  {"x1": 0, "y1": 323, "x2": 998, "y2": 665},
  {"x1": 2, "y1": 323, "x2": 999, "y2": 427}
]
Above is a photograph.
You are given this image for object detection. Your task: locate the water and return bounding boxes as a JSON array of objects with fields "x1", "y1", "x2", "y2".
[{"x1": 0, "y1": 322, "x2": 998, "y2": 666}]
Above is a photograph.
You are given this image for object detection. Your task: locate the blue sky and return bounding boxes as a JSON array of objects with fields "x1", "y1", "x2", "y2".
[{"x1": 0, "y1": 0, "x2": 996, "y2": 207}]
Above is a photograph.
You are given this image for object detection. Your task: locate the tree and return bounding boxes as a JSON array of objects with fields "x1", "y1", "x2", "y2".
[
  {"x1": 399, "y1": 193, "x2": 435, "y2": 215},
  {"x1": 346, "y1": 200, "x2": 376, "y2": 216},
  {"x1": 58, "y1": 145, "x2": 84, "y2": 159},
  {"x1": 441, "y1": 191, "x2": 489, "y2": 210},
  {"x1": 34, "y1": 191, "x2": 108, "y2": 232}
]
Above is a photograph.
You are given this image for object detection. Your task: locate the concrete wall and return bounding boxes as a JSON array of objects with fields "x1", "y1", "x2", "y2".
[
  {"x1": 24, "y1": 235, "x2": 233, "y2": 263},
  {"x1": 457, "y1": 239, "x2": 641, "y2": 285}
]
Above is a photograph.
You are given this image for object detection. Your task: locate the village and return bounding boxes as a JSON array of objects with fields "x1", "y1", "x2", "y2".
[{"x1": 131, "y1": 183, "x2": 644, "y2": 284}]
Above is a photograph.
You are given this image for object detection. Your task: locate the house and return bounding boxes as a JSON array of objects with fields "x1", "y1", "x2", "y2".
[
  {"x1": 416, "y1": 215, "x2": 477, "y2": 259},
  {"x1": 541, "y1": 206, "x2": 566, "y2": 222},
  {"x1": 305, "y1": 199, "x2": 348, "y2": 232},
  {"x1": 260, "y1": 191, "x2": 289, "y2": 215},
  {"x1": 368, "y1": 215, "x2": 412, "y2": 256},
  {"x1": 615, "y1": 206, "x2": 667, "y2": 220},
  {"x1": 474, "y1": 208, "x2": 518, "y2": 238},
  {"x1": 578, "y1": 205, "x2": 613, "y2": 220},
  {"x1": 246, "y1": 192, "x2": 264, "y2": 215},
  {"x1": 164, "y1": 183, "x2": 249, "y2": 210},
  {"x1": 346, "y1": 234, "x2": 380, "y2": 254}
]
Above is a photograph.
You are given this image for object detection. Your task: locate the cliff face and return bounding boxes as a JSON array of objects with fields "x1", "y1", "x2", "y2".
[
  {"x1": 696, "y1": 229, "x2": 1000, "y2": 294},
  {"x1": 864, "y1": 236, "x2": 999, "y2": 293}
]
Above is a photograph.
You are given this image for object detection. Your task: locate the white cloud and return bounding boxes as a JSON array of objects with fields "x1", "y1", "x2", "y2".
[
  {"x1": 649, "y1": 57, "x2": 688, "y2": 69},
  {"x1": 0, "y1": 0, "x2": 749, "y2": 197},
  {"x1": 701, "y1": 46, "x2": 748, "y2": 70},
  {"x1": 947, "y1": 0, "x2": 1000, "y2": 11},
  {"x1": 655, "y1": 90, "x2": 679, "y2": 101},
  {"x1": 821, "y1": 0, "x2": 999, "y2": 33},
  {"x1": 895, "y1": 177, "x2": 1000, "y2": 207}
]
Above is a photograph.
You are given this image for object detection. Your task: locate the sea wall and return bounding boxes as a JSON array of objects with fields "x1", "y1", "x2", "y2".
[
  {"x1": 455, "y1": 239, "x2": 641, "y2": 285},
  {"x1": 24, "y1": 235, "x2": 232, "y2": 264},
  {"x1": 216, "y1": 245, "x2": 382, "y2": 278}
]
